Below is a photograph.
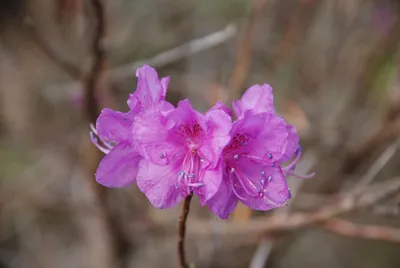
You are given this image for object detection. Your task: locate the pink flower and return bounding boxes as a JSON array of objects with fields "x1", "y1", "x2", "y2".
[
  {"x1": 132, "y1": 100, "x2": 231, "y2": 209},
  {"x1": 90, "y1": 65, "x2": 313, "y2": 217},
  {"x1": 208, "y1": 84, "x2": 314, "y2": 219},
  {"x1": 91, "y1": 65, "x2": 172, "y2": 187}
]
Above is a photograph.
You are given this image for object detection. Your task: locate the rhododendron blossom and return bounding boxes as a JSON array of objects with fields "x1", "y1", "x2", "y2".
[
  {"x1": 90, "y1": 64, "x2": 314, "y2": 220},
  {"x1": 132, "y1": 100, "x2": 231, "y2": 208},
  {"x1": 207, "y1": 85, "x2": 314, "y2": 219},
  {"x1": 91, "y1": 65, "x2": 172, "y2": 188}
]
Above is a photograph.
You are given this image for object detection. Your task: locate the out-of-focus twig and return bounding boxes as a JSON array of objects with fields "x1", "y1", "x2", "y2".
[
  {"x1": 81, "y1": 1, "x2": 128, "y2": 268},
  {"x1": 44, "y1": 24, "x2": 237, "y2": 101},
  {"x1": 28, "y1": 23, "x2": 81, "y2": 78},
  {"x1": 249, "y1": 152, "x2": 316, "y2": 268},
  {"x1": 318, "y1": 218, "x2": 400, "y2": 243},
  {"x1": 111, "y1": 24, "x2": 237, "y2": 81},
  {"x1": 187, "y1": 177, "x2": 400, "y2": 237},
  {"x1": 353, "y1": 138, "x2": 400, "y2": 190},
  {"x1": 178, "y1": 194, "x2": 193, "y2": 268},
  {"x1": 372, "y1": 204, "x2": 400, "y2": 218},
  {"x1": 343, "y1": 122, "x2": 400, "y2": 176},
  {"x1": 228, "y1": 0, "x2": 267, "y2": 101},
  {"x1": 85, "y1": 0, "x2": 106, "y2": 122}
]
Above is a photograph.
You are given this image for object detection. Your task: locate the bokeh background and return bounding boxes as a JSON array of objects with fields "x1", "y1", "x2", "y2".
[{"x1": 1, "y1": 0, "x2": 400, "y2": 267}]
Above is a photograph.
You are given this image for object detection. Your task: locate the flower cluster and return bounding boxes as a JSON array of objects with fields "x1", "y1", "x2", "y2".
[{"x1": 90, "y1": 65, "x2": 313, "y2": 219}]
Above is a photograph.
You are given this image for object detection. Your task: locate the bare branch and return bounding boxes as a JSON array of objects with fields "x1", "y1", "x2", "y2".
[
  {"x1": 318, "y1": 218, "x2": 400, "y2": 243},
  {"x1": 353, "y1": 138, "x2": 400, "y2": 190},
  {"x1": 43, "y1": 24, "x2": 237, "y2": 102},
  {"x1": 187, "y1": 177, "x2": 400, "y2": 237}
]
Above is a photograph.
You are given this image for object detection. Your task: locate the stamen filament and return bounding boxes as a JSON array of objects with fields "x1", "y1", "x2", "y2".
[
  {"x1": 282, "y1": 147, "x2": 302, "y2": 172},
  {"x1": 90, "y1": 132, "x2": 111, "y2": 154},
  {"x1": 90, "y1": 124, "x2": 113, "y2": 150}
]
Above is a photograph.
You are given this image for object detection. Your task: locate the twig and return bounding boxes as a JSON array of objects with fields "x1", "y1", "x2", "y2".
[
  {"x1": 111, "y1": 24, "x2": 237, "y2": 81},
  {"x1": 372, "y1": 204, "x2": 400, "y2": 218},
  {"x1": 28, "y1": 24, "x2": 81, "y2": 78},
  {"x1": 178, "y1": 194, "x2": 193, "y2": 268},
  {"x1": 187, "y1": 177, "x2": 400, "y2": 237},
  {"x1": 343, "y1": 122, "x2": 400, "y2": 175},
  {"x1": 249, "y1": 152, "x2": 316, "y2": 268},
  {"x1": 85, "y1": 0, "x2": 106, "y2": 122},
  {"x1": 353, "y1": 138, "x2": 400, "y2": 190},
  {"x1": 82, "y1": 1, "x2": 129, "y2": 268},
  {"x1": 44, "y1": 24, "x2": 237, "y2": 102},
  {"x1": 318, "y1": 218, "x2": 400, "y2": 243}
]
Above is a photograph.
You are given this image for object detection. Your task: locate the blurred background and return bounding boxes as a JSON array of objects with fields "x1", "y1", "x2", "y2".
[{"x1": 1, "y1": 0, "x2": 400, "y2": 267}]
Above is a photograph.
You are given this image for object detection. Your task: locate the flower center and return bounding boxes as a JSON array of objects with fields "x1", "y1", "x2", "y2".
[{"x1": 175, "y1": 151, "x2": 204, "y2": 191}]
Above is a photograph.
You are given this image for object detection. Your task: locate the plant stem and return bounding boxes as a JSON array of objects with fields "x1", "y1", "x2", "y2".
[{"x1": 178, "y1": 193, "x2": 193, "y2": 268}]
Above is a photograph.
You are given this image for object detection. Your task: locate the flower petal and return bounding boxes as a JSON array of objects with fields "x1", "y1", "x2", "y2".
[
  {"x1": 96, "y1": 108, "x2": 133, "y2": 143},
  {"x1": 224, "y1": 111, "x2": 287, "y2": 163},
  {"x1": 136, "y1": 158, "x2": 187, "y2": 209},
  {"x1": 127, "y1": 64, "x2": 164, "y2": 110},
  {"x1": 167, "y1": 99, "x2": 206, "y2": 130},
  {"x1": 161, "y1": 76, "x2": 170, "y2": 98},
  {"x1": 209, "y1": 100, "x2": 232, "y2": 117},
  {"x1": 132, "y1": 110, "x2": 180, "y2": 166},
  {"x1": 207, "y1": 169, "x2": 239, "y2": 220},
  {"x1": 198, "y1": 108, "x2": 232, "y2": 169},
  {"x1": 233, "y1": 157, "x2": 290, "y2": 211},
  {"x1": 249, "y1": 113, "x2": 289, "y2": 162},
  {"x1": 95, "y1": 143, "x2": 141, "y2": 188},
  {"x1": 194, "y1": 160, "x2": 224, "y2": 206},
  {"x1": 232, "y1": 84, "x2": 275, "y2": 117},
  {"x1": 279, "y1": 124, "x2": 300, "y2": 163}
]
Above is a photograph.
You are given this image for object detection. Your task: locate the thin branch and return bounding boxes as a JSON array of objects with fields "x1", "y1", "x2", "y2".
[
  {"x1": 249, "y1": 152, "x2": 316, "y2": 268},
  {"x1": 28, "y1": 23, "x2": 81, "y2": 78},
  {"x1": 186, "y1": 177, "x2": 400, "y2": 237},
  {"x1": 318, "y1": 218, "x2": 400, "y2": 243},
  {"x1": 44, "y1": 24, "x2": 237, "y2": 101},
  {"x1": 353, "y1": 138, "x2": 400, "y2": 190},
  {"x1": 82, "y1": 1, "x2": 129, "y2": 267},
  {"x1": 111, "y1": 24, "x2": 237, "y2": 81},
  {"x1": 178, "y1": 194, "x2": 193, "y2": 268},
  {"x1": 372, "y1": 202, "x2": 400, "y2": 218},
  {"x1": 85, "y1": 0, "x2": 106, "y2": 122}
]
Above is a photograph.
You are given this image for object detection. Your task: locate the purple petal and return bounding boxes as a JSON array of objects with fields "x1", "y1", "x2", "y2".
[
  {"x1": 207, "y1": 169, "x2": 238, "y2": 220},
  {"x1": 95, "y1": 143, "x2": 141, "y2": 188},
  {"x1": 136, "y1": 158, "x2": 187, "y2": 209},
  {"x1": 232, "y1": 84, "x2": 275, "y2": 117},
  {"x1": 167, "y1": 99, "x2": 205, "y2": 130},
  {"x1": 127, "y1": 65, "x2": 164, "y2": 110},
  {"x1": 233, "y1": 158, "x2": 290, "y2": 211},
  {"x1": 230, "y1": 110, "x2": 265, "y2": 139},
  {"x1": 96, "y1": 108, "x2": 133, "y2": 143},
  {"x1": 199, "y1": 108, "x2": 232, "y2": 169},
  {"x1": 224, "y1": 111, "x2": 287, "y2": 163},
  {"x1": 250, "y1": 113, "x2": 289, "y2": 162},
  {"x1": 279, "y1": 124, "x2": 300, "y2": 163},
  {"x1": 194, "y1": 160, "x2": 224, "y2": 206},
  {"x1": 208, "y1": 100, "x2": 232, "y2": 117},
  {"x1": 161, "y1": 76, "x2": 170, "y2": 98},
  {"x1": 132, "y1": 110, "x2": 181, "y2": 166}
]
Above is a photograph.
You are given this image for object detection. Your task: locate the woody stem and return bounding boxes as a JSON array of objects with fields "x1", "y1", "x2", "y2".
[{"x1": 178, "y1": 193, "x2": 193, "y2": 268}]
